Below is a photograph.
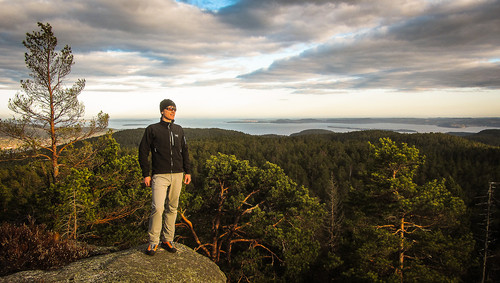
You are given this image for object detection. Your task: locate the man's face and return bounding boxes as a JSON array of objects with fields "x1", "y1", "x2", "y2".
[{"x1": 161, "y1": 106, "x2": 176, "y2": 121}]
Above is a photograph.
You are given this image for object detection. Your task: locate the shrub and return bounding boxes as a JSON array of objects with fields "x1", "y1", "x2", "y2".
[{"x1": 0, "y1": 221, "x2": 89, "y2": 276}]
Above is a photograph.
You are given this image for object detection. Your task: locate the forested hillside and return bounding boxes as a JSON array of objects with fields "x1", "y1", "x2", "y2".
[
  {"x1": 1, "y1": 128, "x2": 499, "y2": 282},
  {"x1": 110, "y1": 127, "x2": 500, "y2": 281},
  {"x1": 114, "y1": 127, "x2": 500, "y2": 203}
]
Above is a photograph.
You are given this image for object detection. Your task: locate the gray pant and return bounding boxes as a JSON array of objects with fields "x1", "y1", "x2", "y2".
[{"x1": 148, "y1": 173, "x2": 184, "y2": 245}]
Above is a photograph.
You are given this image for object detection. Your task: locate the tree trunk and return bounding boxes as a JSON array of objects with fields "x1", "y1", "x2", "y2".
[
  {"x1": 398, "y1": 216, "x2": 404, "y2": 283},
  {"x1": 48, "y1": 53, "x2": 59, "y2": 180},
  {"x1": 52, "y1": 151, "x2": 59, "y2": 180},
  {"x1": 72, "y1": 188, "x2": 77, "y2": 239}
]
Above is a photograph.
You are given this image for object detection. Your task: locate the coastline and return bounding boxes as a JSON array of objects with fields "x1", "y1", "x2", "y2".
[{"x1": 108, "y1": 117, "x2": 500, "y2": 136}]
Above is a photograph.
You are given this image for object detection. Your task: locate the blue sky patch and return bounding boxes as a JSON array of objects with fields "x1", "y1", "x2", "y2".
[{"x1": 177, "y1": 0, "x2": 239, "y2": 11}]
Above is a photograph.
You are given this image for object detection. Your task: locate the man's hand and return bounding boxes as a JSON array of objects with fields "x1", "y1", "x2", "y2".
[
  {"x1": 184, "y1": 174, "x2": 191, "y2": 185},
  {"x1": 144, "y1": 176, "x2": 151, "y2": 187}
]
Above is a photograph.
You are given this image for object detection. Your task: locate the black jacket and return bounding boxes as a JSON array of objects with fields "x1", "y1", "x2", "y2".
[{"x1": 138, "y1": 120, "x2": 191, "y2": 178}]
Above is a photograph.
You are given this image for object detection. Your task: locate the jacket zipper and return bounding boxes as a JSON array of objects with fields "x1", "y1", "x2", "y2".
[{"x1": 169, "y1": 123, "x2": 174, "y2": 174}]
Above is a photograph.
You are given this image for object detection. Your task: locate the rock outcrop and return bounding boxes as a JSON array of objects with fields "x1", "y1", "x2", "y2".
[{"x1": 1, "y1": 243, "x2": 226, "y2": 282}]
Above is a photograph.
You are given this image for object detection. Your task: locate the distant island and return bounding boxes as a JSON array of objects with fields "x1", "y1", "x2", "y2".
[{"x1": 227, "y1": 117, "x2": 500, "y2": 128}]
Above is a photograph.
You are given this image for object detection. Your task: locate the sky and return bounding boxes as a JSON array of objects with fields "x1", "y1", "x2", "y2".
[{"x1": 0, "y1": 0, "x2": 499, "y2": 120}]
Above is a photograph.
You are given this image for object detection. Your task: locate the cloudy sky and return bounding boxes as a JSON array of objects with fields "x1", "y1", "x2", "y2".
[{"x1": 0, "y1": 0, "x2": 499, "y2": 120}]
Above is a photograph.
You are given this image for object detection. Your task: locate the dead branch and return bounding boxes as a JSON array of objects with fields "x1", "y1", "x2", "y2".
[
  {"x1": 91, "y1": 201, "x2": 146, "y2": 225},
  {"x1": 237, "y1": 190, "x2": 261, "y2": 210},
  {"x1": 179, "y1": 210, "x2": 211, "y2": 257}
]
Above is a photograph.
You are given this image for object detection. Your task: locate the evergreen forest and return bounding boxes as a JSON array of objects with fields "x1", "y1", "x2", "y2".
[{"x1": 1, "y1": 127, "x2": 499, "y2": 282}]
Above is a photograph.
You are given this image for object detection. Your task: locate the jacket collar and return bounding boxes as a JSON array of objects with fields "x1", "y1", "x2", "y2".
[{"x1": 159, "y1": 119, "x2": 174, "y2": 126}]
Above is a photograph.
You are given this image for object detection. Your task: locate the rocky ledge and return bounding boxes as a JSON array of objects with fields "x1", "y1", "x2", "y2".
[{"x1": 0, "y1": 243, "x2": 226, "y2": 282}]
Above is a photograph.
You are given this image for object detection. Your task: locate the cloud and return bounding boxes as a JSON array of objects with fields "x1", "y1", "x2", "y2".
[
  {"x1": 238, "y1": 0, "x2": 500, "y2": 92},
  {"x1": 0, "y1": 0, "x2": 498, "y2": 119}
]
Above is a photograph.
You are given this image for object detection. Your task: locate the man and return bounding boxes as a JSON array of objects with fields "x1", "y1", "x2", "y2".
[{"x1": 139, "y1": 99, "x2": 192, "y2": 256}]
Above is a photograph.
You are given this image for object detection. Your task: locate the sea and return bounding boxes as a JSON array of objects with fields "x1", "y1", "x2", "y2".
[{"x1": 107, "y1": 118, "x2": 500, "y2": 136}]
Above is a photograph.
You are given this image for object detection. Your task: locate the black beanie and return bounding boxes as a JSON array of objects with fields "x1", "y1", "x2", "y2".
[{"x1": 160, "y1": 99, "x2": 176, "y2": 112}]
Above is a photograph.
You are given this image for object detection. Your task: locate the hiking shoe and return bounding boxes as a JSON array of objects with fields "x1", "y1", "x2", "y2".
[
  {"x1": 161, "y1": 241, "x2": 177, "y2": 253},
  {"x1": 145, "y1": 244, "x2": 158, "y2": 256}
]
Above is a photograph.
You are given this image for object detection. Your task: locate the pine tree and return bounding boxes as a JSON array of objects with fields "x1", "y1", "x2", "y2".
[
  {"x1": 346, "y1": 138, "x2": 474, "y2": 282},
  {"x1": 48, "y1": 134, "x2": 149, "y2": 240},
  {"x1": 178, "y1": 153, "x2": 325, "y2": 282},
  {"x1": 0, "y1": 22, "x2": 108, "y2": 181}
]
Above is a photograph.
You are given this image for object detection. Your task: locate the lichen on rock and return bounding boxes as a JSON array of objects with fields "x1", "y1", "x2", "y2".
[{"x1": 0, "y1": 243, "x2": 226, "y2": 282}]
